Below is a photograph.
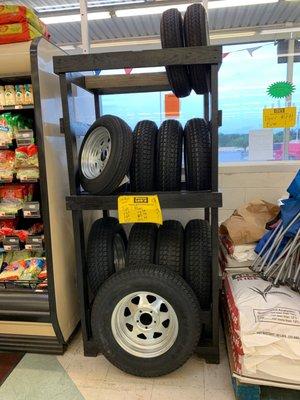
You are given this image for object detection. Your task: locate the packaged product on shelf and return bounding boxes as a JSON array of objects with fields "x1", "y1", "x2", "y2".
[
  {"x1": 16, "y1": 168, "x2": 39, "y2": 181},
  {"x1": 0, "y1": 184, "x2": 32, "y2": 216},
  {"x1": 0, "y1": 219, "x2": 17, "y2": 241},
  {"x1": 4, "y1": 85, "x2": 16, "y2": 106},
  {"x1": 15, "y1": 84, "x2": 24, "y2": 105},
  {"x1": 20, "y1": 257, "x2": 45, "y2": 280},
  {"x1": 0, "y1": 254, "x2": 46, "y2": 282},
  {"x1": 0, "y1": 149, "x2": 15, "y2": 181},
  {"x1": 11, "y1": 113, "x2": 33, "y2": 135},
  {"x1": 0, "y1": 259, "x2": 26, "y2": 281},
  {"x1": 15, "y1": 144, "x2": 38, "y2": 168},
  {"x1": 0, "y1": 86, "x2": 5, "y2": 107},
  {"x1": 23, "y1": 84, "x2": 34, "y2": 105},
  {"x1": 3, "y1": 249, "x2": 32, "y2": 265},
  {"x1": 0, "y1": 22, "x2": 44, "y2": 45},
  {"x1": 0, "y1": 5, "x2": 49, "y2": 37},
  {"x1": 38, "y1": 264, "x2": 47, "y2": 280},
  {"x1": 37, "y1": 278, "x2": 47, "y2": 289},
  {"x1": 8, "y1": 222, "x2": 43, "y2": 243},
  {"x1": 28, "y1": 222, "x2": 43, "y2": 235},
  {"x1": 0, "y1": 113, "x2": 14, "y2": 146}
]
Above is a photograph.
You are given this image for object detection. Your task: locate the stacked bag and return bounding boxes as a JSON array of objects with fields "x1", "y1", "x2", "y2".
[{"x1": 0, "y1": 5, "x2": 49, "y2": 45}]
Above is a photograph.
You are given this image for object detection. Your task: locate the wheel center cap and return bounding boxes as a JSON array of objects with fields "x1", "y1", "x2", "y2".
[
  {"x1": 135, "y1": 308, "x2": 158, "y2": 331},
  {"x1": 140, "y1": 312, "x2": 152, "y2": 326}
]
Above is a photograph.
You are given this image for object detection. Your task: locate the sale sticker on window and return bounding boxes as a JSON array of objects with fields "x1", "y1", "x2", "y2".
[
  {"x1": 263, "y1": 106, "x2": 296, "y2": 128},
  {"x1": 118, "y1": 195, "x2": 162, "y2": 225}
]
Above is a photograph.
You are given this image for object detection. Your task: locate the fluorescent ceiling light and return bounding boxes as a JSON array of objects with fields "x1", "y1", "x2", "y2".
[
  {"x1": 210, "y1": 31, "x2": 256, "y2": 39},
  {"x1": 41, "y1": 14, "x2": 81, "y2": 24},
  {"x1": 60, "y1": 44, "x2": 76, "y2": 50},
  {"x1": 261, "y1": 27, "x2": 300, "y2": 34},
  {"x1": 88, "y1": 12, "x2": 111, "y2": 21},
  {"x1": 116, "y1": 4, "x2": 191, "y2": 17},
  {"x1": 41, "y1": 11, "x2": 110, "y2": 24},
  {"x1": 208, "y1": 0, "x2": 278, "y2": 8}
]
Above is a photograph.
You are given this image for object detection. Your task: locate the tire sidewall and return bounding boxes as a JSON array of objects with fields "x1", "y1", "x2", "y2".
[
  {"x1": 79, "y1": 116, "x2": 128, "y2": 194},
  {"x1": 92, "y1": 270, "x2": 201, "y2": 375}
]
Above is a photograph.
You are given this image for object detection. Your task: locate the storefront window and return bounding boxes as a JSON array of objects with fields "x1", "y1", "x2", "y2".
[{"x1": 102, "y1": 40, "x2": 299, "y2": 163}]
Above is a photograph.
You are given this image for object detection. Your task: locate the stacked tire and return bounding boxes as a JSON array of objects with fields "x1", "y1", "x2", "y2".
[
  {"x1": 130, "y1": 118, "x2": 211, "y2": 192},
  {"x1": 161, "y1": 3, "x2": 210, "y2": 97},
  {"x1": 88, "y1": 217, "x2": 212, "y2": 377}
]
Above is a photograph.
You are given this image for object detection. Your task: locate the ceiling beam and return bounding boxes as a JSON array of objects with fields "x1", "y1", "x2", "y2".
[{"x1": 37, "y1": 0, "x2": 196, "y2": 18}]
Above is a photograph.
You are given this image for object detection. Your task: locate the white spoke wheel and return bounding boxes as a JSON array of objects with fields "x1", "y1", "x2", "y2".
[
  {"x1": 112, "y1": 291, "x2": 178, "y2": 358},
  {"x1": 79, "y1": 115, "x2": 133, "y2": 195},
  {"x1": 91, "y1": 265, "x2": 202, "y2": 377},
  {"x1": 81, "y1": 127, "x2": 111, "y2": 179}
]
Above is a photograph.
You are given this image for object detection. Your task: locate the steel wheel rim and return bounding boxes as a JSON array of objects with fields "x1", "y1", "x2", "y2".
[
  {"x1": 113, "y1": 234, "x2": 126, "y2": 271},
  {"x1": 111, "y1": 291, "x2": 178, "y2": 358},
  {"x1": 81, "y1": 127, "x2": 111, "y2": 179}
]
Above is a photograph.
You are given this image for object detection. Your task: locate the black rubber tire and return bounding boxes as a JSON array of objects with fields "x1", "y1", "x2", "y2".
[
  {"x1": 156, "y1": 120, "x2": 183, "y2": 191},
  {"x1": 130, "y1": 120, "x2": 158, "y2": 192},
  {"x1": 87, "y1": 217, "x2": 127, "y2": 296},
  {"x1": 155, "y1": 220, "x2": 184, "y2": 275},
  {"x1": 126, "y1": 223, "x2": 158, "y2": 266},
  {"x1": 184, "y1": 219, "x2": 212, "y2": 310},
  {"x1": 184, "y1": 3, "x2": 210, "y2": 94},
  {"x1": 79, "y1": 115, "x2": 133, "y2": 195},
  {"x1": 91, "y1": 265, "x2": 202, "y2": 377},
  {"x1": 160, "y1": 9, "x2": 191, "y2": 98},
  {"x1": 184, "y1": 118, "x2": 211, "y2": 190}
]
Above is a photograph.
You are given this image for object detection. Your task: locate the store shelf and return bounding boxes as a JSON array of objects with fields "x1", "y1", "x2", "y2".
[
  {"x1": 0, "y1": 105, "x2": 34, "y2": 111},
  {"x1": 0, "y1": 289, "x2": 49, "y2": 322},
  {"x1": 54, "y1": 46, "x2": 222, "y2": 74},
  {"x1": 66, "y1": 191, "x2": 223, "y2": 211},
  {"x1": 85, "y1": 72, "x2": 171, "y2": 95}
]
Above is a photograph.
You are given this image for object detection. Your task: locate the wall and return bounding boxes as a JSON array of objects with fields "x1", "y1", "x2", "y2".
[
  {"x1": 162, "y1": 161, "x2": 299, "y2": 225},
  {"x1": 219, "y1": 161, "x2": 299, "y2": 223}
]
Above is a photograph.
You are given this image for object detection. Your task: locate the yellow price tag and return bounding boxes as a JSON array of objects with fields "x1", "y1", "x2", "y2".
[
  {"x1": 263, "y1": 107, "x2": 296, "y2": 129},
  {"x1": 118, "y1": 195, "x2": 163, "y2": 225}
]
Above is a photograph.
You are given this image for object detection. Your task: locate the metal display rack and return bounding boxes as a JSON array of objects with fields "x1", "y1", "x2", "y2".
[{"x1": 54, "y1": 45, "x2": 223, "y2": 363}]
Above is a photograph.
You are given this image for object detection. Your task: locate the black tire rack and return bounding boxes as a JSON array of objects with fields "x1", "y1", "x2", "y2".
[
  {"x1": 0, "y1": 38, "x2": 79, "y2": 354},
  {"x1": 54, "y1": 45, "x2": 223, "y2": 363}
]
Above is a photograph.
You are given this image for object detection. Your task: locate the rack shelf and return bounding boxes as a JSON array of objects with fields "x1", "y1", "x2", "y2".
[
  {"x1": 85, "y1": 72, "x2": 171, "y2": 95},
  {"x1": 66, "y1": 191, "x2": 223, "y2": 211},
  {"x1": 54, "y1": 45, "x2": 222, "y2": 74},
  {"x1": 0, "y1": 105, "x2": 34, "y2": 111},
  {"x1": 56, "y1": 45, "x2": 222, "y2": 364}
]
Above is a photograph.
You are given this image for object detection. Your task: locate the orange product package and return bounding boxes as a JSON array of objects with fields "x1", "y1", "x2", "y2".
[
  {"x1": 0, "y1": 5, "x2": 48, "y2": 36},
  {"x1": 0, "y1": 22, "x2": 44, "y2": 45}
]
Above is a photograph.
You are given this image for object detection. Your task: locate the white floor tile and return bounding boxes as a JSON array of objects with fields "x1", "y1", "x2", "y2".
[
  {"x1": 78, "y1": 382, "x2": 153, "y2": 400},
  {"x1": 105, "y1": 363, "x2": 155, "y2": 385},
  {"x1": 151, "y1": 385, "x2": 205, "y2": 400},
  {"x1": 205, "y1": 389, "x2": 235, "y2": 400},
  {"x1": 153, "y1": 355, "x2": 204, "y2": 388},
  {"x1": 64, "y1": 354, "x2": 110, "y2": 386}
]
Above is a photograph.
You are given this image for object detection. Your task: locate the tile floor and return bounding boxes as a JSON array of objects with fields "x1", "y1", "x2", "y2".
[
  {"x1": 57, "y1": 330, "x2": 235, "y2": 400},
  {"x1": 0, "y1": 331, "x2": 236, "y2": 400}
]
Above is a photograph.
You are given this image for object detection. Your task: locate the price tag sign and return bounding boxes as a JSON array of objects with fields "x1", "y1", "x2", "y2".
[
  {"x1": 16, "y1": 129, "x2": 34, "y2": 146},
  {"x1": 3, "y1": 236, "x2": 20, "y2": 251},
  {"x1": 263, "y1": 107, "x2": 296, "y2": 128},
  {"x1": 118, "y1": 195, "x2": 163, "y2": 225},
  {"x1": 23, "y1": 202, "x2": 41, "y2": 218},
  {"x1": 25, "y1": 235, "x2": 44, "y2": 251}
]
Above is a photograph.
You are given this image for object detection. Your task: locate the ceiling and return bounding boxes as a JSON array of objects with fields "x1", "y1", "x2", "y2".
[{"x1": 7, "y1": 0, "x2": 300, "y2": 47}]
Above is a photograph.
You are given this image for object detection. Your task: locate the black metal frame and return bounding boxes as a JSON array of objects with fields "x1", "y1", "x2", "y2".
[{"x1": 54, "y1": 45, "x2": 223, "y2": 363}]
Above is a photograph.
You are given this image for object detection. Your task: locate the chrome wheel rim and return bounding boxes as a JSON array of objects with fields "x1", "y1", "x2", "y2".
[
  {"x1": 111, "y1": 291, "x2": 178, "y2": 358},
  {"x1": 113, "y1": 234, "x2": 126, "y2": 271},
  {"x1": 81, "y1": 127, "x2": 111, "y2": 179}
]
